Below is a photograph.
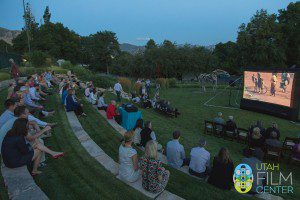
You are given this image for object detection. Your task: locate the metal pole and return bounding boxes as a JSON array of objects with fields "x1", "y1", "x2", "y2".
[{"x1": 22, "y1": 0, "x2": 31, "y2": 53}]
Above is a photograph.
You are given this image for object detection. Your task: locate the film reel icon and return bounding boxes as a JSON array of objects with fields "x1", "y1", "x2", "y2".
[{"x1": 233, "y1": 164, "x2": 254, "y2": 193}]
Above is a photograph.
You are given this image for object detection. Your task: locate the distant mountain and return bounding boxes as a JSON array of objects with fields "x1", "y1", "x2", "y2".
[
  {"x1": 120, "y1": 43, "x2": 145, "y2": 54},
  {"x1": 0, "y1": 27, "x2": 21, "y2": 45}
]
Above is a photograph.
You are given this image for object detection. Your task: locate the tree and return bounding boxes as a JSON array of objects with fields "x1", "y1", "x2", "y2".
[
  {"x1": 88, "y1": 31, "x2": 120, "y2": 73},
  {"x1": 278, "y1": 2, "x2": 300, "y2": 67},
  {"x1": 236, "y1": 10, "x2": 285, "y2": 68},
  {"x1": 0, "y1": 40, "x2": 13, "y2": 53},
  {"x1": 43, "y1": 6, "x2": 51, "y2": 25},
  {"x1": 23, "y1": 3, "x2": 38, "y2": 33},
  {"x1": 145, "y1": 39, "x2": 157, "y2": 50}
]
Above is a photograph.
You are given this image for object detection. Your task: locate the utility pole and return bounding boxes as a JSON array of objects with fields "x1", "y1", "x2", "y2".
[{"x1": 22, "y1": 0, "x2": 31, "y2": 53}]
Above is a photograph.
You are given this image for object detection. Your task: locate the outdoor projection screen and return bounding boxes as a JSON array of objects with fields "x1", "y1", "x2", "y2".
[{"x1": 243, "y1": 71, "x2": 295, "y2": 107}]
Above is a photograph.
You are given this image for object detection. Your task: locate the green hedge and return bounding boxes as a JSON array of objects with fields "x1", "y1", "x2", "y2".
[{"x1": 0, "y1": 72, "x2": 10, "y2": 81}]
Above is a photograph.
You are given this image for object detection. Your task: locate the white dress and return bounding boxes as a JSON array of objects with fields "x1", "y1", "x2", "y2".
[{"x1": 118, "y1": 145, "x2": 140, "y2": 183}]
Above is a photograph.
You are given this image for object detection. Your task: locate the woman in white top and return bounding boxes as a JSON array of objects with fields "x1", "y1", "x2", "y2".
[
  {"x1": 97, "y1": 92, "x2": 108, "y2": 110},
  {"x1": 85, "y1": 87, "x2": 91, "y2": 97},
  {"x1": 119, "y1": 131, "x2": 140, "y2": 183},
  {"x1": 88, "y1": 88, "x2": 97, "y2": 105},
  {"x1": 133, "y1": 119, "x2": 144, "y2": 145}
]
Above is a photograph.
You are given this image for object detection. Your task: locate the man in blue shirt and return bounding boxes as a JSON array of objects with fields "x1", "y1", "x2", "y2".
[
  {"x1": 166, "y1": 131, "x2": 189, "y2": 169},
  {"x1": 0, "y1": 99, "x2": 17, "y2": 128}
]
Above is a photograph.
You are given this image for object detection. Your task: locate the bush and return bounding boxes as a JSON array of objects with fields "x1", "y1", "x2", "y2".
[
  {"x1": 156, "y1": 78, "x2": 169, "y2": 89},
  {"x1": 118, "y1": 77, "x2": 132, "y2": 92},
  {"x1": 48, "y1": 66, "x2": 68, "y2": 74},
  {"x1": 25, "y1": 50, "x2": 49, "y2": 68},
  {"x1": 61, "y1": 61, "x2": 73, "y2": 69},
  {"x1": 0, "y1": 72, "x2": 10, "y2": 81},
  {"x1": 168, "y1": 78, "x2": 177, "y2": 88},
  {"x1": 133, "y1": 82, "x2": 142, "y2": 94}
]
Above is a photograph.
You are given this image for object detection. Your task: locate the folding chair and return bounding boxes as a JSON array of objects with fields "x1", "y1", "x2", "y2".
[
  {"x1": 237, "y1": 128, "x2": 249, "y2": 144},
  {"x1": 204, "y1": 120, "x2": 214, "y2": 135}
]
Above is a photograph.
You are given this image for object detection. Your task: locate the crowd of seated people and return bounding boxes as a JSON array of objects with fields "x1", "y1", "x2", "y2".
[
  {"x1": 154, "y1": 99, "x2": 180, "y2": 118},
  {"x1": 0, "y1": 72, "x2": 64, "y2": 176}
]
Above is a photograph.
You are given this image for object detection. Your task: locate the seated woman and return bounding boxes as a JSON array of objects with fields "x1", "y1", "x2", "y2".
[
  {"x1": 208, "y1": 147, "x2": 234, "y2": 190},
  {"x1": 97, "y1": 92, "x2": 108, "y2": 110},
  {"x1": 133, "y1": 119, "x2": 144, "y2": 145},
  {"x1": 1, "y1": 118, "x2": 64, "y2": 175},
  {"x1": 106, "y1": 100, "x2": 121, "y2": 124},
  {"x1": 65, "y1": 89, "x2": 86, "y2": 116},
  {"x1": 89, "y1": 88, "x2": 98, "y2": 105},
  {"x1": 118, "y1": 131, "x2": 140, "y2": 183},
  {"x1": 249, "y1": 127, "x2": 265, "y2": 149},
  {"x1": 139, "y1": 140, "x2": 170, "y2": 193}
]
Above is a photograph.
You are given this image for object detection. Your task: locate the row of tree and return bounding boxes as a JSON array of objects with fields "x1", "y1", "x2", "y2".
[{"x1": 0, "y1": 2, "x2": 298, "y2": 78}]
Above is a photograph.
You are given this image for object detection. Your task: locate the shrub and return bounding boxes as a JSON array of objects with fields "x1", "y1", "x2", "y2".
[
  {"x1": 48, "y1": 66, "x2": 68, "y2": 74},
  {"x1": 118, "y1": 77, "x2": 132, "y2": 92},
  {"x1": 25, "y1": 50, "x2": 49, "y2": 68},
  {"x1": 45, "y1": 58, "x2": 53, "y2": 67},
  {"x1": 168, "y1": 78, "x2": 177, "y2": 88},
  {"x1": 61, "y1": 61, "x2": 73, "y2": 69},
  {"x1": 133, "y1": 82, "x2": 142, "y2": 94},
  {"x1": 156, "y1": 78, "x2": 169, "y2": 89},
  {"x1": 0, "y1": 72, "x2": 10, "y2": 81}
]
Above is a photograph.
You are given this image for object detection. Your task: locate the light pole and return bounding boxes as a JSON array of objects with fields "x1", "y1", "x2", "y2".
[{"x1": 22, "y1": 0, "x2": 31, "y2": 53}]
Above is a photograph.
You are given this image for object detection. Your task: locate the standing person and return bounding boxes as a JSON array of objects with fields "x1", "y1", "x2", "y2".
[
  {"x1": 139, "y1": 140, "x2": 170, "y2": 193},
  {"x1": 9, "y1": 59, "x2": 20, "y2": 82},
  {"x1": 189, "y1": 138, "x2": 211, "y2": 178},
  {"x1": 207, "y1": 147, "x2": 234, "y2": 190},
  {"x1": 166, "y1": 131, "x2": 189, "y2": 169},
  {"x1": 114, "y1": 80, "x2": 123, "y2": 102},
  {"x1": 118, "y1": 131, "x2": 140, "y2": 183},
  {"x1": 155, "y1": 83, "x2": 160, "y2": 97},
  {"x1": 270, "y1": 75, "x2": 277, "y2": 96},
  {"x1": 145, "y1": 79, "x2": 151, "y2": 95}
]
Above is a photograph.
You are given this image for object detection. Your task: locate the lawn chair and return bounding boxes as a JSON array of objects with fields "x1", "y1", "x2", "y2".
[
  {"x1": 282, "y1": 137, "x2": 299, "y2": 151},
  {"x1": 224, "y1": 128, "x2": 238, "y2": 141},
  {"x1": 204, "y1": 120, "x2": 214, "y2": 135},
  {"x1": 214, "y1": 122, "x2": 225, "y2": 137},
  {"x1": 265, "y1": 145, "x2": 282, "y2": 162},
  {"x1": 237, "y1": 128, "x2": 249, "y2": 144}
]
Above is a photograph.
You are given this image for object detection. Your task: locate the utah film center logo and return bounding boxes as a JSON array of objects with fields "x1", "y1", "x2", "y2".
[{"x1": 233, "y1": 163, "x2": 254, "y2": 193}]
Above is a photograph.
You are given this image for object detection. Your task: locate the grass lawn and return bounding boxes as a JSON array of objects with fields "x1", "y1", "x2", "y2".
[
  {"x1": 0, "y1": 89, "x2": 146, "y2": 200},
  {"x1": 100, "y1": 87, "x2": 299, "y2": 200},
  {"x1": 78, "y1": 93, "x2": 253, "y2": 200}
]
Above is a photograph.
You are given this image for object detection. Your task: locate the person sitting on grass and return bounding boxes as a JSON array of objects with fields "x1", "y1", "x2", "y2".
[
  {"x1": 189, "y1": 138, "x2": 211, "y2": 178},
  {"x1": 225, "y1": 116, "x2": 238, "y2": 137},
  {"x1": 118, "y1": 131, "x2": 140, "y2": 183},
  {"x1": 133, "y1": 119, "x2": 143, "y2": 145},
  {"x1": 61, "y1": 84, "x2": 70, "y2": 105},
  {"x1": 65, "y1": 89, "x2": 86, "y2": 117},
  {"x1": 97, "y1": 92, "x2": 108, "y2": 111},
  {"x1": 140, "y1": 121, "x2": 157, "y2": 148},
  {"x1": 88, "y1": 88, "x2": 98, "y2": 105},
  {"x1": 7, "y1": 82, "x2": 15, "y2": 100},
  {"x1": 166, "y1": 131, "x2": 189, "y2": 169},
  {"x1": 242, "y1": 148, "x2": 266, "y2": 194},
  {"x1": 106, "y1": 100, "x2": 121, "y2": 124},
  {"x1": 85, "y1": 85, "x2": 91, "y2": 98},
  {"x1": 1, "y1": 118, "x2": 64, "y2": 176},
  {"x1": 139, "y1": 140, "x2": 170, "y2": 193},
  {"x1": 207, "y1": 147, "x2": 234, "y2": 190},
  {"x1": 0, "y1": 99, "x2": 17, "y2": 128},
  {"x1": 249, "y1": 127, "x2": 265, "y2": 149}
]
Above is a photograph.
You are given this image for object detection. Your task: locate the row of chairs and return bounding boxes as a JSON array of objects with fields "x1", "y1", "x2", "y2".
[{"x1": 204, "y1": 120, "x2": 300, "y2": 163}]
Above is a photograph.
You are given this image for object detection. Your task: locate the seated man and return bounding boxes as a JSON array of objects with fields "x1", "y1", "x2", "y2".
[
  {"x1": 0, "y1": 99, "x2": 17, "y2": 128},
  {"x1": 166, "y1": 131, "x2": 189, "y2": 169},
  {"x1": 249, "y1": 127, "x2": 265, "y2": 149},
  {"x1": 189, "y1": 138, "x2": 211, "y2": 178},
  {"x1": 106, "y1": 100, "x2": 121, "y2": 124},
  {"x1": 225, "y1": 116, "x2": 238, "y2": 137},
  {"x1": 88, "y1": 88, "x2": 98, "y2": 105},
  {"x1": 140, "y1": 121, "x2": 157, "y2": 148},
  {"x1": 213, "y1": 112, "x2": 225, "y2": 133},
  {"x1": 85, "y1": 86, "x2": 91, "y2": 98},
  {"x1": 29, "y1": 84, "x2": 46, "y2": 102}
]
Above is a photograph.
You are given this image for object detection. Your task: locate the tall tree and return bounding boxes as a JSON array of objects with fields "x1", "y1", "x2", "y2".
[
  {"x1": 43, "y1": 6, "x2": 51, "y2": 25},
  {"x1": 278, "y1": 2, "x2": 300, "y2": 67},
  {"x1": 145, "y1": 39, "x2": 157, "y2": 50}
]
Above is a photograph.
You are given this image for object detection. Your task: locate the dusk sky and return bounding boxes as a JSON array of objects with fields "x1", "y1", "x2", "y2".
[{"x1": 0, "y1": 0, "x2": 297, "y2": 46}]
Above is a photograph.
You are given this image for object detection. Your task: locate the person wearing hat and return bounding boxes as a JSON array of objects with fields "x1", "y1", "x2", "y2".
[
  {"x1": 189, "y1": 138, "x2": 211, "y2": 178},
  {"x1": 118, "y1": 131, "x2": 140, "y2": 183}
]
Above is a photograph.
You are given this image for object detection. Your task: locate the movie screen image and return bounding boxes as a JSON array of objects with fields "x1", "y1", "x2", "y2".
[{"x1": 243, "y1": 71, "x2": 295, "y2": 107}]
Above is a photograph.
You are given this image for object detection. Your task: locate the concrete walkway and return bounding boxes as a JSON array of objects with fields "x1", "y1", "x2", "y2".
[{"x1": 65, "y1": 110, "x2": 184, "y2": 200}]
